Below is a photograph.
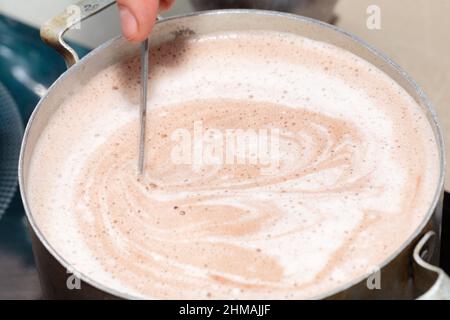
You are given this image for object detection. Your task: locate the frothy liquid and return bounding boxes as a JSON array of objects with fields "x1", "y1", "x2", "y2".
[{"x1": 28, "y1": 31, "x2": 440, "y2": 299}]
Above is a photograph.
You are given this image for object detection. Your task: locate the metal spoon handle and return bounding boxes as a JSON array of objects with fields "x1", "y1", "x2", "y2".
[{"x1": 138, "y1": 39, "x2": 149, "y2": 175}]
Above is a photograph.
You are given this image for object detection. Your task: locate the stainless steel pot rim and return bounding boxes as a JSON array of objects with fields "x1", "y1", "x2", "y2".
[{"x1": 19, "y1": 9, "x2": 446, "y2": 300}]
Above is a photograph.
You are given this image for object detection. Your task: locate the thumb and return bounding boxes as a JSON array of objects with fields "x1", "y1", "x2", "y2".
[{"x1": 117, "y1": 0, "x2": 159, "y2": 42}]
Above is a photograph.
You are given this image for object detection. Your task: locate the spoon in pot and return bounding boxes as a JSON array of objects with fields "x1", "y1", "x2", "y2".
[{"x1": 138, "y1": 38, "x2": 149, "y2": 175}]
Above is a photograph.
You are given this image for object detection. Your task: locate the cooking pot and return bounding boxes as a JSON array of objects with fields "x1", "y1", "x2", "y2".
[{"x1": 19, "y1": 0, "x2": 450, "y2": 299}]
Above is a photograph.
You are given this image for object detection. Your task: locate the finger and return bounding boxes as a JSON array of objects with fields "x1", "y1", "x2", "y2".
[
  {"x1": 117, "y1": 0, "x2": 159, "y2": 42},
  {"x1": 159, "y1": 0, "x2": 175, "y2": 10}
]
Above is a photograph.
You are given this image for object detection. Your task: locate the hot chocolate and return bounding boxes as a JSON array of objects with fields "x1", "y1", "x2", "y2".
[{"x1": 27, "y1": 30, "x2": 440, "y2": 299}]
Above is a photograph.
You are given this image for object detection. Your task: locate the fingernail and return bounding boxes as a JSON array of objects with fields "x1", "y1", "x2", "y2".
[{"x1": 119, "y1": 6, "x2": 137, "y2": 40}]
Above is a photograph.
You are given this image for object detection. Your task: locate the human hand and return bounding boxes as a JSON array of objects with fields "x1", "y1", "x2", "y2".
[{"x1": 117, "y1": 0, "x2": 175, "y2": 42}]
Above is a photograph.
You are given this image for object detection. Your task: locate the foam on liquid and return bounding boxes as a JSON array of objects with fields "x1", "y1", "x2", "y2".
[{"x1": 28, "y1": 31, "x2": 440, "y2": 299}]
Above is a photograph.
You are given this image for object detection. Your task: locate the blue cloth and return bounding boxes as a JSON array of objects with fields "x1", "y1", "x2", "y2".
[{"x1": 0, "y1": 13, "x2": 89, "y2": 298}]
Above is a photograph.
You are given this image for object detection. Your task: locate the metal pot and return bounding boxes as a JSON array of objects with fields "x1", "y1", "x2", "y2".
[{"x1": 19, "y1": 0, "x2": 450, "y2": 299}]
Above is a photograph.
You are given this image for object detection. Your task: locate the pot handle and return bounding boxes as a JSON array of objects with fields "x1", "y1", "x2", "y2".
[
  {"x1": 40, "y1": 0, "x2": 116, "y2": 68},
  {"x1": 414, "y1": 231, "x2": 450, "y2": 299}
]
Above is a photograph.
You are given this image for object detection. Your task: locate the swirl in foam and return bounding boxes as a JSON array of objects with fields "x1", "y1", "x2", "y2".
[{"x1": 28, "y1": 31, "x2": 440, "y2": 299}]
